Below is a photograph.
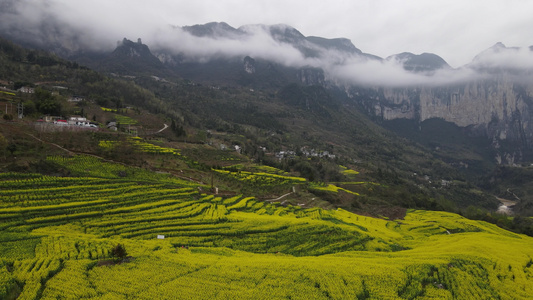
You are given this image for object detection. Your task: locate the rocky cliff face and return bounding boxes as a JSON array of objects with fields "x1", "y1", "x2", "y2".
[
  {"x1": 297, "y1": 68, "x2": 325, "y2": 86},
  {"x1": 243, "y1": 56, "x2": 256, "y2": 74},
  {"x1": 365, "y1": 75, "x2": 533, "y2": 162}
]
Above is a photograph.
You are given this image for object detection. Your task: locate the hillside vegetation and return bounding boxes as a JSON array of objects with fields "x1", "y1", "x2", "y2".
[
  {"x1": 0, "y1": 36, "x2": 517, "y2": 215},
  {"x1": 2, "y1": 36, "x2": 533, "y2": 299}
]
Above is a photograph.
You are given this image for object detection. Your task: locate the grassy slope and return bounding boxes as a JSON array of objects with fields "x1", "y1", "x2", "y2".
[{"x1": 1, "y1": 155, "x2": 533, "y2": 299}]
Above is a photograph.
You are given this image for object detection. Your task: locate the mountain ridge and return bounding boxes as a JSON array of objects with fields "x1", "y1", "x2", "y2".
[{"x1": 2, "y1": 21, "x2": 533, "y2": 161}]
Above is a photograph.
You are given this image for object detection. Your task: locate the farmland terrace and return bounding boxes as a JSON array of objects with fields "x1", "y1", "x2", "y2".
[{"x1": 1, "y1": 155, "x2": 533, "y2": 299}]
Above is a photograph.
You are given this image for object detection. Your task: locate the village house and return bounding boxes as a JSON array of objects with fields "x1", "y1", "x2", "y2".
[
  {"x1": 68, "y1": 95, "x2": 84, "y2": 102},
  {"x1": 69, "y1": 116, "x2": 97, "y2": 128},
  {"x1": 17, "y1": 86, "x2": 35, "y2": 93},
  {"x1": 0, "y1": 81, "x2": 12, "y2": 91},
  {"x1": 107, "y1": 121, "x2": 118, "y2": 131},
  {"x1": 441, "y1": 180, "x2": 453, "y2": 187},
  {"x1": 68, "y1": 116, "x2": 90, "y2": 126},
  {"x1": 53, "y1": 119, "x2": 68, "y2": 126},
  {"x1": 275, "y1": 150, "x2": 296, "y2": 160},
  {"x1": 43, "y1": 115, "x2": 62, "y2": 123}
]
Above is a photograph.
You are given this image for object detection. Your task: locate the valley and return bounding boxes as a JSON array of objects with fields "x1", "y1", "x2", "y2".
[{"x1": 1, "y1": 20, "x2": 533, "y2": 299}]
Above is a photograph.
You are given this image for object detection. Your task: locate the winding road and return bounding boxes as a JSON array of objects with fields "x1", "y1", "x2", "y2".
[{"x1": 155, "y1": 123, "x2": 169, "y2": 134}]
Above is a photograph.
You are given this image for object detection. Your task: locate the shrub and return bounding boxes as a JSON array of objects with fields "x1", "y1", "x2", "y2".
[{"x1": 110, "y1": 244, "x2": 127, "y2": 262}]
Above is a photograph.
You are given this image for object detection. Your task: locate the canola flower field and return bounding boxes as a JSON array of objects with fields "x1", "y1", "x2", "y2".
[
  {"x1": 99, "y1": 137, "x2": 182, "y2": 157},
  {"x1": 213, "y1": 169, "x2": 306, "y2": 187},
  {"x1": 1, "y1": 155, "x2": 533, "y2": 299}
]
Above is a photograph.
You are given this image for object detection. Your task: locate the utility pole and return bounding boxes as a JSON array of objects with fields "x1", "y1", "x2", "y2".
[{"x1": 17, "y1": 102, "x2": 24, "y2": 119}]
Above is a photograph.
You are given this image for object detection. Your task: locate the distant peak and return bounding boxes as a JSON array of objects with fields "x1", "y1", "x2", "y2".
[
  {"x1": 387, "y1": 52, "x2": 450, "y2": 72},
  {"x1": 188, "y1": 21, "x2": 233, "y2": 28},
  {"x1": 182, "y1": 22, "x2": 242, "y2": 38},
  {"x1": 203, "y1": 22, "x2": 235, "y2": 31},
  {"x1": 472, "y1": 42, "x2": 519, "y2": 62},
  {"x1": 117, "y1": 38, "x2": 142, "y2": 46},
  {"x1": 267, "y1": 24, "x2": 305, "y2": 38},
  {"x1": 306, "y1": 36, "x2": 362, "y2": 55},
  {"x1": 113, "y1": 38, "x2": 153, "y2": 56}
]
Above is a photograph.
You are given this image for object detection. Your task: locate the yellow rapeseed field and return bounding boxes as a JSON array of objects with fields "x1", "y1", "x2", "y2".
[{"x1": 1, "y1": 155, "x2": 533, "y2": 299}]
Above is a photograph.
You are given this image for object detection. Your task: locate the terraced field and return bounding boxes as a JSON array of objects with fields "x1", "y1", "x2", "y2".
[{"x1": 1, "y1": 155, "x2": 533, "y2": 299}]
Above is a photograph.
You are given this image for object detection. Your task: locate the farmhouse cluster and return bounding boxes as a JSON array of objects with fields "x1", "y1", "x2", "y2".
[{"x1": 37, "y1": 115, "x2": 98, "y2": 128}]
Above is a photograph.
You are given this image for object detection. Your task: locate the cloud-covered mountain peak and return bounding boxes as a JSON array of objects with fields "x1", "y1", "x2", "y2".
[
  {"x1": 182, "y1": 22, "x2": 244, "y2": 39},
  {"x1": 473, "y1": 42, "x2": 521, "y2": 58},
  {"x1": 469, "y1": 42, "x2": 533, "y2": 72},
  {"x1": 266, "y1": 24, "x2": 306, "y2": 43},
  {"x1": 305, "y1": 36, "x2": 363, "y2": 55},
  {"x1": 386, "y1": 52, "x2": 451, "y2": 73},
  {"x1": 114, "y1": 38, "x2": 152, "y2": 57},
  {"x1": 3, "y1": 11, "x2": 533, "y2": 87},
  {"x1": 100, "y1": 37, "x2": 166, "y2": 75}
]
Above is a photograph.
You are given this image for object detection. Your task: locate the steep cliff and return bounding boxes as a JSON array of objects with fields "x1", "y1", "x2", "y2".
[{"x1": 366, "y1": 75, "x2": 533, "y2": 162}]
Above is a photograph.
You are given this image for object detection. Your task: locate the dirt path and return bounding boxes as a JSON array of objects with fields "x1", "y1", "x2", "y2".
[
  {"x1": 266, "y1": 187, "x2": 296, "y2": 202},
  {"x1": 265, "y1": 192, "x2": 293, "y2": 202},
  {"x1": 26, "y1": 133, "x2": 76, "y2": 155},
  {"x1": 506, "y1": 188, "x2": 521, "y2": 201},
  {"x1": 155, "y1": 123, "x2": 169, "y2": 134}
]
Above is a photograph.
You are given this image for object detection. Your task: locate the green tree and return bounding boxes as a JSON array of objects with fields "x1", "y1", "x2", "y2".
[
  {"x1": 7, "y1": 143, "x2": 16, "y2": 156},
  {"x1": 110, "y1": 244, "x2": 128, "y2": 262},
  {"x1": 38, "y1": 100, "x2": 62, "y2": 115},
  {"x1": 23, "y1": 100, "x2": 36, "y2": 115},
  {"x1": 0, "y1": 133, "x2": 7, "y2": 159}
]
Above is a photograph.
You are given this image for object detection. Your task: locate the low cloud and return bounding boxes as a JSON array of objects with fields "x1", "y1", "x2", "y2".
[
  {"x1": 326, "y1": 58, "x2": 484, "y2": 87},
  {"x1": 148, "y1": 27, "x2": 487, "y2": 87},
  {"x1": 1, "y1": 0, "x2": 532, "y2": 87},
  {"x1": 469, "y1": 44, "x2": 533, "y2": 70},
  {"x1": 150, "y1": 26, "x2": 307, "y2": 67}
]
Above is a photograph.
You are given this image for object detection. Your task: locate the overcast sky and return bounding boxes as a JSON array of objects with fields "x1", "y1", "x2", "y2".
[
  {"x1": 4, "y1": 0, "x2": 527, "y2": 68},
  {"x1": 160, "y1": 0, "x2": 533, "y2": 68},
  {"x1": 2, "y1": 0, "x2": 533, "y2": 86}
]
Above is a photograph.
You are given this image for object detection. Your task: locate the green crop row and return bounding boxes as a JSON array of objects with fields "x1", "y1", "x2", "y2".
[
  {"x1": 99, "y1": 137, "x2": 182, "y2": 157},
  {"x1": 214, "y1": 169, "x2": 306, "y2": 187},
  {"x1": 1, "y1": 155, "x2": 533, "y2": 299}
]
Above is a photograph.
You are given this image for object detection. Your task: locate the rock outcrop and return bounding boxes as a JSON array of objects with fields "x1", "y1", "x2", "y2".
[{"x1": 365, "y1": 74, "x2": 533, "y2": 161}]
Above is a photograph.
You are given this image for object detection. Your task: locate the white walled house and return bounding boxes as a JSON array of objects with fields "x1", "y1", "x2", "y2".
[
  {"x1": 17, "y1": 86, "x2": 35, "y2": 93},
  {"x1": 68, "y1": 116, "x2": 90, "y2": 126}
]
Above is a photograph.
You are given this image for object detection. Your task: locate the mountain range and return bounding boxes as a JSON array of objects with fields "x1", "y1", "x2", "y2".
[{"x1": 2, "y1": 21, "x2": 533, "y2": 164}]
